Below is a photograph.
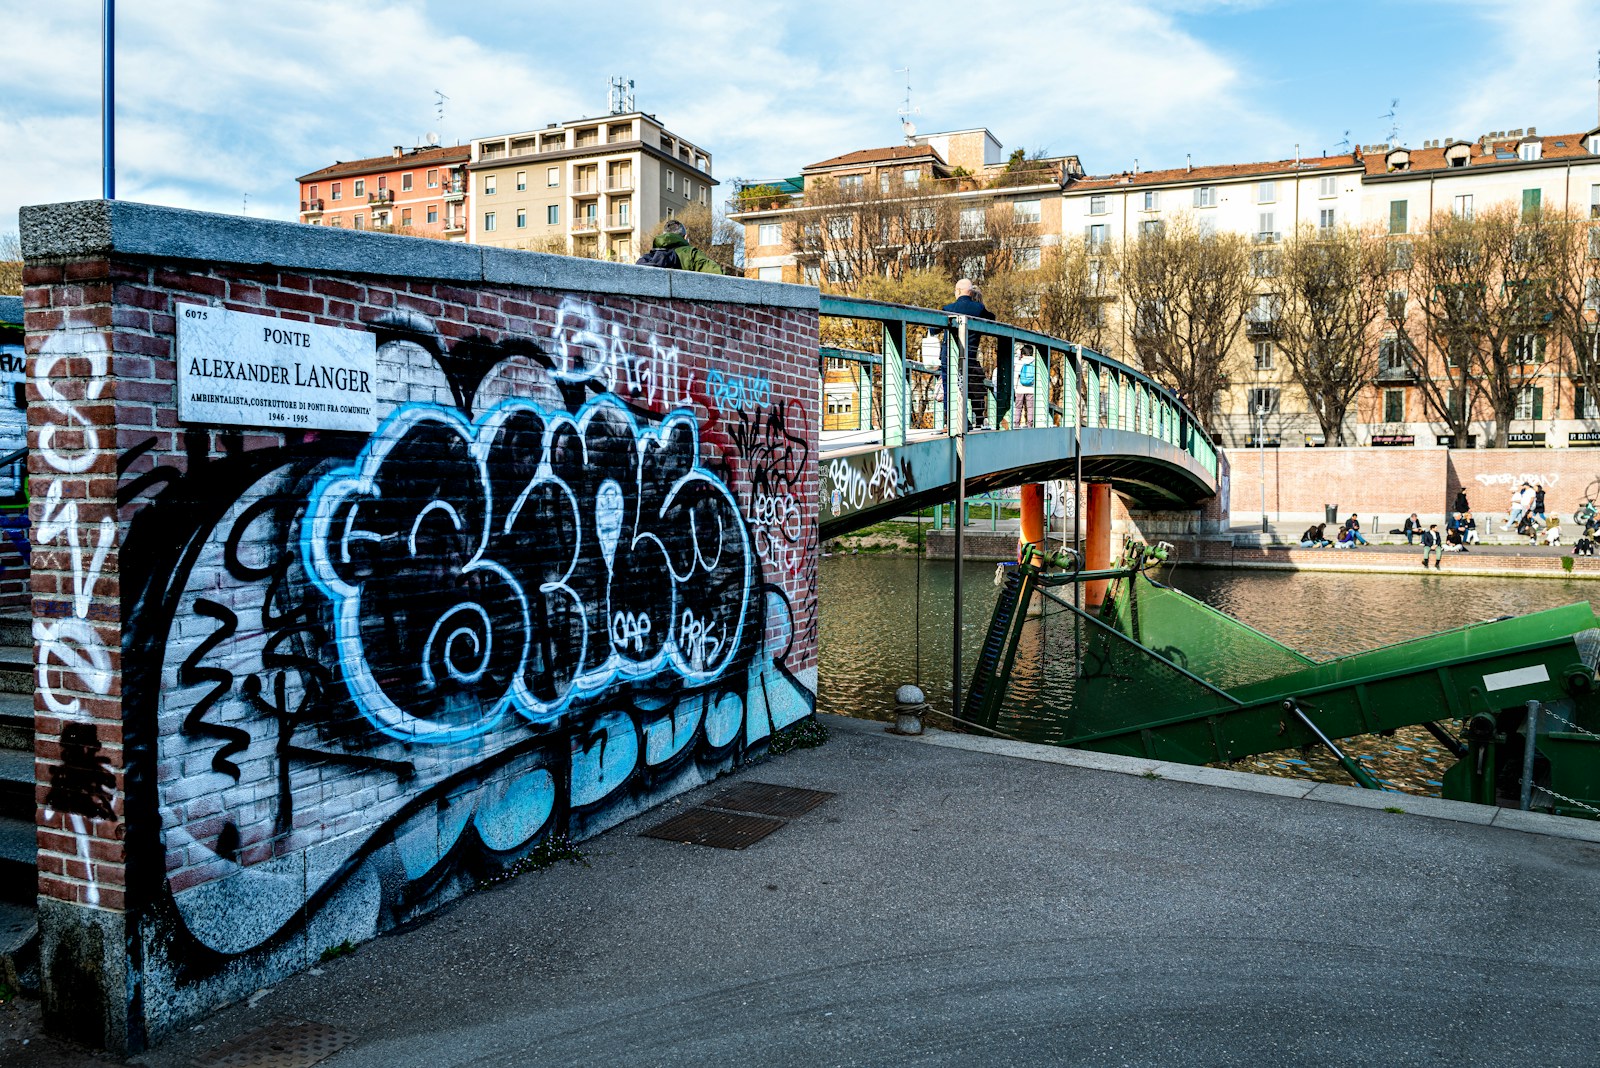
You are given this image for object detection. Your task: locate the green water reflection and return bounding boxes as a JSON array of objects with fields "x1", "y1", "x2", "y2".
[{"x1": 818, "y1": 554, "x2": 1596, "y2": 796}]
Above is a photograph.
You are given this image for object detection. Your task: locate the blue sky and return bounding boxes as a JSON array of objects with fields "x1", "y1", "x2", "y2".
[{"x1": 3, "y1": 0, "x2": 1599, "y2": 232}]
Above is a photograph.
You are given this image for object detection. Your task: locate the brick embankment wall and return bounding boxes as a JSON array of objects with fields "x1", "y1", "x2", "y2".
[
  {"x1": 1154, "y1": 538, "x2": 1600, "y2": 579},
  {"x1": 1228, "y1": 445, "x2": 1600, "y2": 525},
  {"x1": 21, "y1": 200, "x2": 821, "y2": 1050}
]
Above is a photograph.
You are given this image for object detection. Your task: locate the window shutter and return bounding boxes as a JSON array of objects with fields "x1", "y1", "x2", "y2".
[{"x1": 1533, "y1": 387, "x2": 1545, "y2": 421}]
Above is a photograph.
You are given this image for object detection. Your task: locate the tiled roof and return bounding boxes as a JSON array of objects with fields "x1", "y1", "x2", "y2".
[
  {"x1": 804, "y1": 144, "x2": 945, "y2": 171},
  {"x1": 297, "y1": 144, "x2": 471, "y2": 183},
  {"x1": 1363, "y1": 132, "x2": 1594, "y2": 175},
  {"x1": 1069, "y1": 153, "x2": 1362, "y2": 191}
]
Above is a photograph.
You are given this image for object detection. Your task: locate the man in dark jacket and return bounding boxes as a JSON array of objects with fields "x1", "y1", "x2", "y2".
[
  {"x1": 942, "y1": 279, "x2": 994, "y2": 429},
  {"x1": 1421, "y1": 524, "x2": 1443, "y2": 570},
  {"x1": 638, "y1": 220, "x2": 724, "y2": 274}
]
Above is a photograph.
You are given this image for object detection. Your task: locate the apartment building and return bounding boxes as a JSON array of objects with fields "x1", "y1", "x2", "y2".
[
  {"x1": 734, "y1": 128, "x2": 1082, "y2": 284},
  {"x1": 298, "y1": 143, "x2": 471, "y2": 239},
  {"x1": 467, "y1": 113, "x2": 715, "y2": 261}
]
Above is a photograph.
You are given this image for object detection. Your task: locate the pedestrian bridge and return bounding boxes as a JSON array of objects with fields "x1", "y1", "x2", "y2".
[{"x1": 817, "y1": 296, "x2": 1221, "y2": 538}]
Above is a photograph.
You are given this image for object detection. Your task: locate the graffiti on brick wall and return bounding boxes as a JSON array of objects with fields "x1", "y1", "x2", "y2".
[{"x1": 119, "y1": 305, "x2": 815, "y2": 960}]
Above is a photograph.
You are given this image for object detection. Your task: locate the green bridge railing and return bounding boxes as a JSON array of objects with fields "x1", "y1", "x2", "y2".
[{"x1": 817, "y1": 295, "x2": 1218, "y2": 484}]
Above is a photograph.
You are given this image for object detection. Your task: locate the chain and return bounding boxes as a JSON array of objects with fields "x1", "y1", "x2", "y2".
[
  {"x1": 1534, "y1": 784, "x2": 1600, "y2": 819},
  {"x1": 1539, "y1": 705, "x2": 1600, "y2": 743}
]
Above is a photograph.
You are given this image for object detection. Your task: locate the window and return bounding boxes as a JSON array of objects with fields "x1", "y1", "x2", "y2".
[
  {"x1": 909, "y1": 207, "x2": 936, "y2": 230},
  {"x1": 838, "y1": 174, "x2": 863, "y2": 194},
  {"x1": 1250, "y1": 250, "x2": 1277, "y2": 277},
  {"x1": 1139, "y1": 219, "x2": 1164, "y2": 237},
  {"x1": 484, "y1": 175, "x2": 498, "y2": 196},
  {"x1": 1387, "y1": 290, "x2": 1407, "y2": 320},
  {"x1": 516, "y1": 209, "x2": 527, "y2": 229},
  {"x1": 827, "y1": 215, "x2": 853, "y2": 239},
  {"x1": 1014, "y1": 199, "x2": 1041, "y2": 224},
  {"x1": 1197, "y1": 216, "x2": 1216, "y2": 237},
  {"x1": 1389, "y1": 200, "x2": 1408, "y2": 234},
  {"x1": 961, "y1": 255, "x2": 985, "y2": 279},
  {"x1": 1015, "y1": 246, "x2": 1042, "y2": 270},
  {"x1": 516, "y1": 171, "x2": 527, "y2": 191},
  {"x1": 879, "y1": 172, "x2": 892, "y2": 195},
  {"x1": 1388, "y1": 240, "x2": 1413, "y2": 271},
  {"x1": 483, "y1": 211, "x2": 496, "y2": 231},
  {"x1": 825, "y1": 258, "x2": 852, "y2": 283},
  {"x1": 1379, "y1": 335, "x2": 1409, "y2": 372},
  {"x1": 540, "y1": 167, "x2": 555, "y2": 189},
  {"x1": 352, "y1": 214, "x2": 364, "y2": 229},
  {"x1": 426, "y1": 169, "x2": 438, "y2": 188},
  {"x1": 1089, "y1": 194, "x2": 1106, "y2": 215},
  {"x1": 308, "y1": 184, "x2": 318, "y2": 201},
  {"x1": 1519, "y1": 140, "x2": 1542, "y2": 161},
  {"x1": 902, "y1": 167, "x2": 921, "y2": 186},
  {"x1": 757, "y1": 223, "x2": 782, "y2": 246},
  {"x1": 1318, "y1": 176, "x2": 1336, "y2": 198},
  {"x1": 401, "y1": 208, "x2": 412, "y2": 226},
  {"x1": 1453, "y1": 193, "x2": 1474, "y2": 219},
  {"x1": 1319, "y1": 207, "x2": 1336, "y2": 232},
  {"x1": 1586, "y1": 278, "x2": 1600, "y2": 310},
  {"x1": 1257, "y1": 181, "x2": 1276, "y2": 204},
  {"x1": 402, "y1": 173, "x2": 413, "y2": 192},
  {"x1": 1383, "y1": 389, "x2": 1405, "y2": 424},
  {"x1": 1522, "y1": 187, "x2": 1542, "y2": 219},
  {"x1": 1579, "y1": 384, "x2": 1600, "y2": 419},
  {"x1": 959, "y1": 206, "x2": 985, "y2": 239},
  {"x1": 1512, "y1": 333, "x2": 1547, "y2": 363},
  {"x1": 1447, "y1": 389, "x2": 1466, "y2": 419},
  {"x1": 376, "y1": 176, "x2": 386, "y2": 191},
  {"x1": 1193, "y1": 185, "x2": 1216, "y2": 208},
  {"x1": 1257, "y1": 211, "x2": 1275, "y2": 240},
  {"x1": 547, "y1": 205, "x2": 559, "y2": 225},
  {"x1": 1143, "y1": 190, "x2": 1159, "y2": 211},
  {"x1": 330, "y1": 216, "x2": 343, "y2": 227},
  {"x1": 1591, "y1": 184, "x2": 1600, "y2": 219},
  {"x1": 666, "y1": 171, "x2": 675, "y2": 192},
  {"x1": 427, "y1": 206, "x2": 438, "y2": 224},
  {"x1": 1087, "y1": 223, "x2": 1109, "y2": 250},
  {"x1": 331, "y1": 182, "x2": 342, "y2": 201},
  {"x1": 1515, "y1": 385, "x2": 1545, "y2": 421},
  {"x1": 758, "y1": 266, "x2": 782, "y2": 282},
  {"x1": 1248, "y1": 387, "x2": 1279, "y2": 414},
  {"x1": 354, "y1": 179, "x2": 365, "y2": 196},
  {"x1": 1254, "y1": 342, "x2": 1273, "y2": 370}
]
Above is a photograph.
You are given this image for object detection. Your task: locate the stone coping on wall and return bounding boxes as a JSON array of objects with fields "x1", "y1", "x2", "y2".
[
  {"x1": 0, "y1": 295, "x2": 21, "y2": 325},
  {"x1": 19, "y1": 199, "x2": 820, "y2": 310}
]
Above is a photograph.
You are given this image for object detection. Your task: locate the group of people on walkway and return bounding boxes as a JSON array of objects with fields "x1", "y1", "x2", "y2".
[{"x1": 1298, "y1": 514, "x2": 1367, "y2": 549}]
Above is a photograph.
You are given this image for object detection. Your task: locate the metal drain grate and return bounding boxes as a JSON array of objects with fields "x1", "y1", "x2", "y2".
[
  {"x1": 641, "y1": 808, "x2": 786, "y2": 849},
  {"x1": 708, "y1": 781, "x2": 836, "y2": 819},
  {"x1": 192, "y1": 1019, "x2": 354, "y2": 1068}
]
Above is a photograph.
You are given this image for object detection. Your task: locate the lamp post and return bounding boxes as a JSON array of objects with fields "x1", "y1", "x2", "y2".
[
  {"x1": 103, "y1": 0, "x2": 115, "y2": 200},
  {"x1": 1257, "y1": 405, "x2": 1269, "y2": 534}
]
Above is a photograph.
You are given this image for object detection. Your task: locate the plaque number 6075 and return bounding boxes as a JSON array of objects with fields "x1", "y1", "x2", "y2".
[{"x1": 183, "y1": 307, "x2": 209, "y2": 320}]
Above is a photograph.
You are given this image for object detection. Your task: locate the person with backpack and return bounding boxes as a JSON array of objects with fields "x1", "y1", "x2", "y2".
[{"x1": 636, "y1": 219, "x2": 724, "y2": 274}]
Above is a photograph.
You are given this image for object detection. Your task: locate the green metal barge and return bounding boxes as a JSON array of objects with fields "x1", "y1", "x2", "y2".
[{"x1": 967, "y1": 543, "x2": 1600, "y2": 818}]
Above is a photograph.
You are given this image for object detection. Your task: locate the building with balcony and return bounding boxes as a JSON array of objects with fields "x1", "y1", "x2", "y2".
[
  {"x1": 297, "y1": 143, "x2": 472, "y2": 240},
  {"x1": 466, "y1": 112, "x2": 715, "y2": 261}
]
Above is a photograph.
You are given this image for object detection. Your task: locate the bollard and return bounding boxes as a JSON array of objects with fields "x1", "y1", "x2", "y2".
[{"x1": 889, "y1": 683, "x2": 927, "y2": 736}]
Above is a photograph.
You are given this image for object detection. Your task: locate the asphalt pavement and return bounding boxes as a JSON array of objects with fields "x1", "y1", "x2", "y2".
[{"x1": 9, "y1": 713, "x2": 1600, "y2": 1067}]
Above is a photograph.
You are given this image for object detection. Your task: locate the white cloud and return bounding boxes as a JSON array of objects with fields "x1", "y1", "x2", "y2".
[{"x1": 1442, "y1": 0, "x2": 1600, "y2": 138}]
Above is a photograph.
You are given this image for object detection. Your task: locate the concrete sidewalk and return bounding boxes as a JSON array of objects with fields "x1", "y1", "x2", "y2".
[{"x1": 8, "y1": 713, "x2": 1600, "y2": 1067}]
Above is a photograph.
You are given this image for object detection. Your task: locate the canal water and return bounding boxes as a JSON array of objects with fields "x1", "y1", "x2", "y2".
[{"x1": 818, "y1": 554, "x2": 1596, "y2": 795}]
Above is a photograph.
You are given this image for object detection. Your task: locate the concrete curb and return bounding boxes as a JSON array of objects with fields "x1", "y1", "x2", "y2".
[
  {"x1": 902, "y1": 725, "x2": 1600, "y2": 843},
  {"x1": 1170, "y1": 558, "x2": 1600, "y2": 582}
]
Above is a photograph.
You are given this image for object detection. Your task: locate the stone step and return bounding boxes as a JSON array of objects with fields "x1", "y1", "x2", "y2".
[
  {"x1": 0, "y1": 613, "x2": 28, "y2": 649},
  {"x1": 0, "y1": 897, "x2": 36, "y2": 993},
  {"x1": 0, "y1": 748, "x2": 28, "y2": 823},
  {"x1": 0, "y1": 814, "x2": 34, "y2": 905},
  {"x1": 0, "y1": 692, "x2": 30, "y2": 751},
  {"x1": 0, "y1": 645, "x2": 31, "y2": 694}
]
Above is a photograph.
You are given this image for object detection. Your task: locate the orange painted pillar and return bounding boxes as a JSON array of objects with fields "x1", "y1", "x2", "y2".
[
  {"x1": 1084, "y1": 482, "x2": 1112, "y2": 608},
  {"x1": 1019, "y1": 483, "x2": 1045, "y2": 560}
]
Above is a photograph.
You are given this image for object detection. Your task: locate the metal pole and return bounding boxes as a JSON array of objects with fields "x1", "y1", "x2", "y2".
[
  {"x1": 103, "y1": 0, "x2": 115, "y2": 200},
  {"x1": 1258, "y1": 407, "x2": 1267, "y2": 534},
  {"x1": 1073, "y1": 345, "x2": 1083, "y2": 617},
  {"x1": 1521, "y1": 700, "x2": 1540, "y2": 811},
  {"x1": 951, "y1": 315, "x2": 969, "y2": 721}
]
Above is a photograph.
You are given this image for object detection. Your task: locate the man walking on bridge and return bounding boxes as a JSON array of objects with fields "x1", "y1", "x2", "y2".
[
  {"x1": 943, "y1": 279, "x2": 994, "y2": 429},
  {"x1": 637, "y1": 219, "x2": 724, "y2": 274}
]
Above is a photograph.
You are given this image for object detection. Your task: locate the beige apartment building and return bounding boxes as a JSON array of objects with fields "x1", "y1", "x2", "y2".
[
  {"x1": 467, "y1": 112, "x2": 716, "y2": 261},
  {"x1": 735, "y1": 128, "x2": 1082, "y2": 285}
]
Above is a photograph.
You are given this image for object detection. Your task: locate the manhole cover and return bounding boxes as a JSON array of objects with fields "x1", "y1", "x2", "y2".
[
  {"x1": 708, "y1": 781, "x2": 835, "y2": 819},
  {"x1": 192, "y1": 1019, "x2": 354, "y2": 1068},
  {"x1": 641, "y1": 808, "x2": 786, "y2": 849}
]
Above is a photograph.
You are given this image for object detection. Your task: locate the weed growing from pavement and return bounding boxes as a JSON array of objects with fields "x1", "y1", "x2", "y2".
[
  {"x1": 479, "y1": 835, "x2": 589, "y2": 890},
  {"x1": 318, "y1": 940, "x2": 357, "y2": 963},
  {"x1": 1384, "y1": 806, "x2": 1405, "y2": 813},
  {"x1": 768, "y1": 718, "x2": 830, "y2": 755},
  {"x1": 1143, "y1": 771, "x2": 1163, "y2": 779},
  {"x1": 0, "y1": 980, "x2": 13, "y2": 1006}
]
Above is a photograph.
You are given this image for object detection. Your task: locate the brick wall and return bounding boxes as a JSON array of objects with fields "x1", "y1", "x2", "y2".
[
  {"x1": 1227, "y1": 446, "x2": 1600, "y2": 525},
  {"x1": 21, "y1": 201, "x2": 821, "y2": 1050}
]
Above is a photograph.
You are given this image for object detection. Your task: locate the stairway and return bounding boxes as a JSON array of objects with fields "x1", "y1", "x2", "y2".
[
  {"x1": 964, "y1": 566, "x2": 1030, "y2": 724},
  {"x1": 0, "y1": 609, "x2": 35, "y2": 987}
]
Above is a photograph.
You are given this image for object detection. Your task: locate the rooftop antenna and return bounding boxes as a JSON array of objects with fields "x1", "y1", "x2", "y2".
[
  {"x1": 434, "y1": 89, "x2": 448, "y2": 125},
  {"x1": 608, "y1": 76, "x2": 635, "y2": 115},
  {"x1": 1382, "y1": 98, "x2": 1400, "y2": 145},
  {"x1": 896, "y1": 66, "x2": 920, "y2": 144},
  {"x1": 241, "y1": 191, "x2": 248, "y2": 214},
  {"x1": 1335, "y1": 129, "x2": 1351, "y2": 153}
]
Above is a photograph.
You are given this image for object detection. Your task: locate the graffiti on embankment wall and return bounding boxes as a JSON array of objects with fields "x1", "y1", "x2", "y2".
[{"x1": 109, "y1": 295, "x2": 817, "y2": 987}]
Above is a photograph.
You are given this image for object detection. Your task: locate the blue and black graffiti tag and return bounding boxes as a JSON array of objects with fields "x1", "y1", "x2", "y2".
[{"x1": 120, "y1": 311, "x2": 814, "y2": 967}]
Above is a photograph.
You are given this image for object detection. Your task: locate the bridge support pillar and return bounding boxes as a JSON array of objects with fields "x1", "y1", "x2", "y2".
[
  {"x1": 1019, "y1": 483, "x2": 1045, "y2": 557},
  {"x1": 1084, "y1": 482, "x2": 1112, "y2": 608}
]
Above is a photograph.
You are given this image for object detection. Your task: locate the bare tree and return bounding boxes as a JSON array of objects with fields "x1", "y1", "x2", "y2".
[
  {"x1": 982, "y1": 237, "x2": 1112, "y2": 352},
  {"x1": 1544, "y1": 207, "x2": 1600, "y2": 413},
  {"x1": 1395, "y1": 203, "x2": 1560, "y2": 447},
  {"x1": 1117, "y1": 215, "x2": 1252, "y2": 433},
  {"x1": 646, "y1": 204, "x2": 741, "y2": 273},
  {"x1": 0, "y1": 232, "x2": 20, "y2": 297},
  {"x1": 1263, "y1": 224, "x2": 1390, "y2": 444},
  {"x1": 787, "y1": 174, "x2": 954, "y2": 290}
]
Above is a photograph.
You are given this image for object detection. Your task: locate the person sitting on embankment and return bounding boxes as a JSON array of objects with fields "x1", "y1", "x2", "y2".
[{"x1": 1299, "y1": 523, "x2": 1331, "y2": 548}]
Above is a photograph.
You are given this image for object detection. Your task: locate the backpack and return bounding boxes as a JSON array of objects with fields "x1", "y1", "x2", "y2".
[{"x1": 636, "y1": 246, "x2": 681, "y2": 269}]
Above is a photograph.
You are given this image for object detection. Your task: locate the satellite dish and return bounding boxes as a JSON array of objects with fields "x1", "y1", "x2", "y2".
[
  {"x1": 425, "y1": 131, "x2": 440, "y2": 146},
  {"x1": 901, "y1": 118, "x2": 917, "y2": 144}
]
